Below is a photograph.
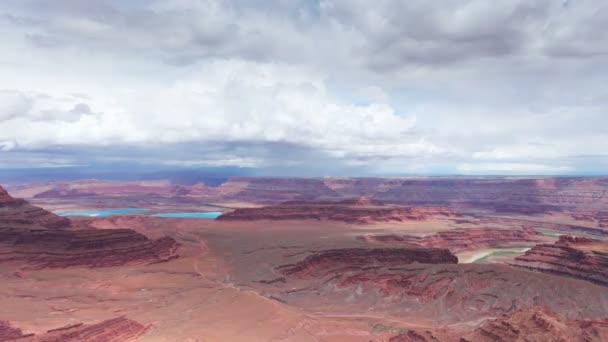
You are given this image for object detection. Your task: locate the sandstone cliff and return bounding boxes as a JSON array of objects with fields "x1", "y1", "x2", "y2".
[
  {"x1": 511, "y1": 235, "x2": 608, "y2": 287},
  {"x1": 0, "y1": 186, "x2": 69, "y2": 229}
]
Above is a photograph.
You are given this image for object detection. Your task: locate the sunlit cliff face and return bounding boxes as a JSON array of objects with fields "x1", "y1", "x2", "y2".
[{"x1": 1, "y1": 0, "x2": 607, "y2": 175}]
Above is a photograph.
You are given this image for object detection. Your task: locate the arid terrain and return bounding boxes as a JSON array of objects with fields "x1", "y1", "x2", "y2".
[{"x1": 2, "y1": 177, "x2": 608, "y2": 341}]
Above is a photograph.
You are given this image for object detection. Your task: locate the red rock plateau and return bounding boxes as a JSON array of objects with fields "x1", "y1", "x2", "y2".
[
  {"x1": 512, "y1": 235, "x2": 608, "y2": 287},
  {"x1": 0, "y1": 187, "x2": 69, "y2": 229},
  {"x1": 0, "y1": 228, "x2": 179, "y2": 270},
  {"x1": 0, "y1": 316, "x2": 147, "y2": 342},
  {"x1": 4, "y1": 177, "x2": 608, "y2": 341},
  {"x1": 0, "y1": 185, "x2": 179, "y2": 270},
  {"x1": 264, "y1": 258, "x2": 608, "y2": 324},
  {"x1": 275, "y1": 247, "x2": 458, "y2": 278},
  {"x1": 323, "y1": 177, "x2": 608, "y2": 209},
  {"x1": 218, "y1": 199, "x2": 456, "y2": 223},
  {"x1": 359, "y1": 227, "x2": 541, "y2": 253}
]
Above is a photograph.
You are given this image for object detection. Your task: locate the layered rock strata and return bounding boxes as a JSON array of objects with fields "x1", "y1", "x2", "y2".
[
  {"x1": 359, "y1": 227, "x2": 540, "y2": 253},
  {"x1": 1, "y1": 317, "x2": 147, "y2": 342},
  {"x1": 0, "y1": 186, "x2": 69, "y2": 229},
  {"x1": 218, "y1": 200, "x2": 456, "y2": 223},
  {"x1": 511, "y1": 235, "x2": 608, "y2": 287}
]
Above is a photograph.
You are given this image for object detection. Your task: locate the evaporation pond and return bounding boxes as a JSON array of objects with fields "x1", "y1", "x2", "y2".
[{"x1": 151, "y1": 212, "x2": 222, "y2": 219}]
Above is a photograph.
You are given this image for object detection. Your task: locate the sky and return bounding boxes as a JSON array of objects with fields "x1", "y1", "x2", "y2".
[{"x1": 0, "y1": 0, "x2": 607, "y2": 176}]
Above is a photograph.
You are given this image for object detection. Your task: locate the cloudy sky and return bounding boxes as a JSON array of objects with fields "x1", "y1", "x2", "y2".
[{"x1": 0, "y1": 0, "x2": 607, "y2": 176}]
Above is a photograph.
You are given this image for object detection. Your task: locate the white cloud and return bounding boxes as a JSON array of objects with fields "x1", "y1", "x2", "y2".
[
  {"x1": 0, "y1": 60, "x2": 418, "y2": 158},
  {"x1": 457, "y1": 162, "x2": 574, "y2": 174},
  {"x1": 0, "y1": 0, "x2": 607, "y2": 174}
]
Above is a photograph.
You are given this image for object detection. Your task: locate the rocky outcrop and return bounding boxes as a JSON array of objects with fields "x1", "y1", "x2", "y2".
[
  {"x1": 511, "y1": 235, "x2": 608, "y2": 287},
  {"x1": 3, "y1": 316, "x2": 147, "y2": 342},
  {"x1": 218, "y1": 200, "x2": 456, "y2": 223},
  {"x1": 0, "y1": 321, "x2": 29, "y2": 341},
  {"x1": 0, "y1": 227, "x2": 179, "y2": 270},
  {"x1": 359, "y1": 227, "x2": 540, "y2": 253},
  {"x1": 265, "y1": 259, "x2": 608, "y2": 324},
  {"x1": 276, "y1": 248, "x2": 458, "y2": 278},
  {"x1": 0, "y1": 185, "x2": 180, "y2": 270},
  {"x1": 461, "y1": 307, "x2": 608, "y2": 342},
  {"x1": 389, "y1": 330, "x2": 443, "y2": 342},
  {"x1": 0, "y1": 186, "x2": 69, "y2": 229}
]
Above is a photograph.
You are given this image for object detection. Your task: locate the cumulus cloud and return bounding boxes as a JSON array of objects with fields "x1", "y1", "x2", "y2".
[{"x1": 0, "y1": 0, "x2": 606, "y2": 175}]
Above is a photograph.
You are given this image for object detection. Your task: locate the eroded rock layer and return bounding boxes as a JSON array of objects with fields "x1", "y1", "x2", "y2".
[
  {"x1": 460, "y1": 307, "x2": 608, "y2": 342},
  {"x1": 0, "y1": 186, "x2": 69, "y2": 229},
  {"x1": 276, "y1": 247, "x2": 458, "y2": 278},
  {"x1": 0, "y1": 321, "x2": 29, "y2": 341},
  {"x1": 267, "y1": 258, "x2": 608, "y2": 324},
  {"x1": 511, "y1": 235, "x2": 608, "y2": 286},
  {"x1": 218, "y1": 199, "x2": 456, "y2": 223},
  {"x1": 7, "y1": 316, "x2": 147, "y2": 342},
  {"x1": 359, "y1": 227, "x2": 541, "y2": 253},
  {"x1": 0, "y1": 227, "x2": 179, "y2": 270}
]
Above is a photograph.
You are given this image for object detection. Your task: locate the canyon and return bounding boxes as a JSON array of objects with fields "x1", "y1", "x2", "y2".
[{"x1": 2, "y1": 177, "x2": 608, "y2": 341}]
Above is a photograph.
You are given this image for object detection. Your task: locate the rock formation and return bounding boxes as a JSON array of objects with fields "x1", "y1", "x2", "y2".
[
  {"x1": 276, "y1": 248, "x2": 458, "y2": 278},
  {"x1": 266, "y1": 259, "x2": 608, "y2": 324},
  {"x1": 0, "y1": 321, "x2": 29, "y2": 341},
  {"x1": 388, "y1": 330, "x2": 445, "y2": 342},
  {"x1": 460, "y1": 307, "x2": 608, "y2": 342},
  {"x1": 218, "y1": 199, "x2": 456, "y2": 223},
  {"x1": 511, "y1": 235, "x2": 608, "y2": 287},
  {"x1": 324, "y1": 177, "x2": 608, "y2": 209},
  {"x1": 1, "y1": 316, "x2": 147, "y2": 342},
  {"x1": 0, "y1": 186, "x2": 70, "y2": 229},
  {"x1": 0, "y1": 185, "x2": 179, "y2": 270},
  {"x1": 0, "y1": 228, "x2": 179, "y2": 270},
  {"x1": 359, "y1": 227, "x2": 541, "y2": 253}
]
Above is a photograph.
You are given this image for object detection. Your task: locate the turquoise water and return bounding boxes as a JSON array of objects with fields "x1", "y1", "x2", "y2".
[
  {"x1": 151, "y1": 212, "x2": 223, "y2": 219},
  {"x1": 57, "y1": 208, "x2": 148, "y2": 217}
]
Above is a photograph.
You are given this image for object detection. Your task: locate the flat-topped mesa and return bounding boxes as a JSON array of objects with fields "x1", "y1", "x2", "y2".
[
  {"x1": 276, "y1": 247, "x2": 458, "y2": 278},
  {"x1": 268, "y1": 262, "x2": 608, "y2": 324},
  {"x1": 216, "y1": 177, "x2": 340, "y2": 203},
  {"x1": 0, "y1": 184, "x2": 180, "y2": 269},
  {"x1": 511, "y1": 235, "x2": 608, "y2": 287},
  {"x1": 0, "y1": 228, "x2": 179, "y2": 270},
  {"x1": 217, "y1": 199, "x2": 456, "y2": 223},
  {"x1": 3, "y1": 316, "x2": 148, "y2": 342},
  {"x1": 460, "y1": 307, "x2": 608, "y2": 342},
  {"x1": 0, "y1": 186, "x2": 70, "y2": 229},
  {"x1": 359, "y1": 227, "x2": 541, "y2": 253}
]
